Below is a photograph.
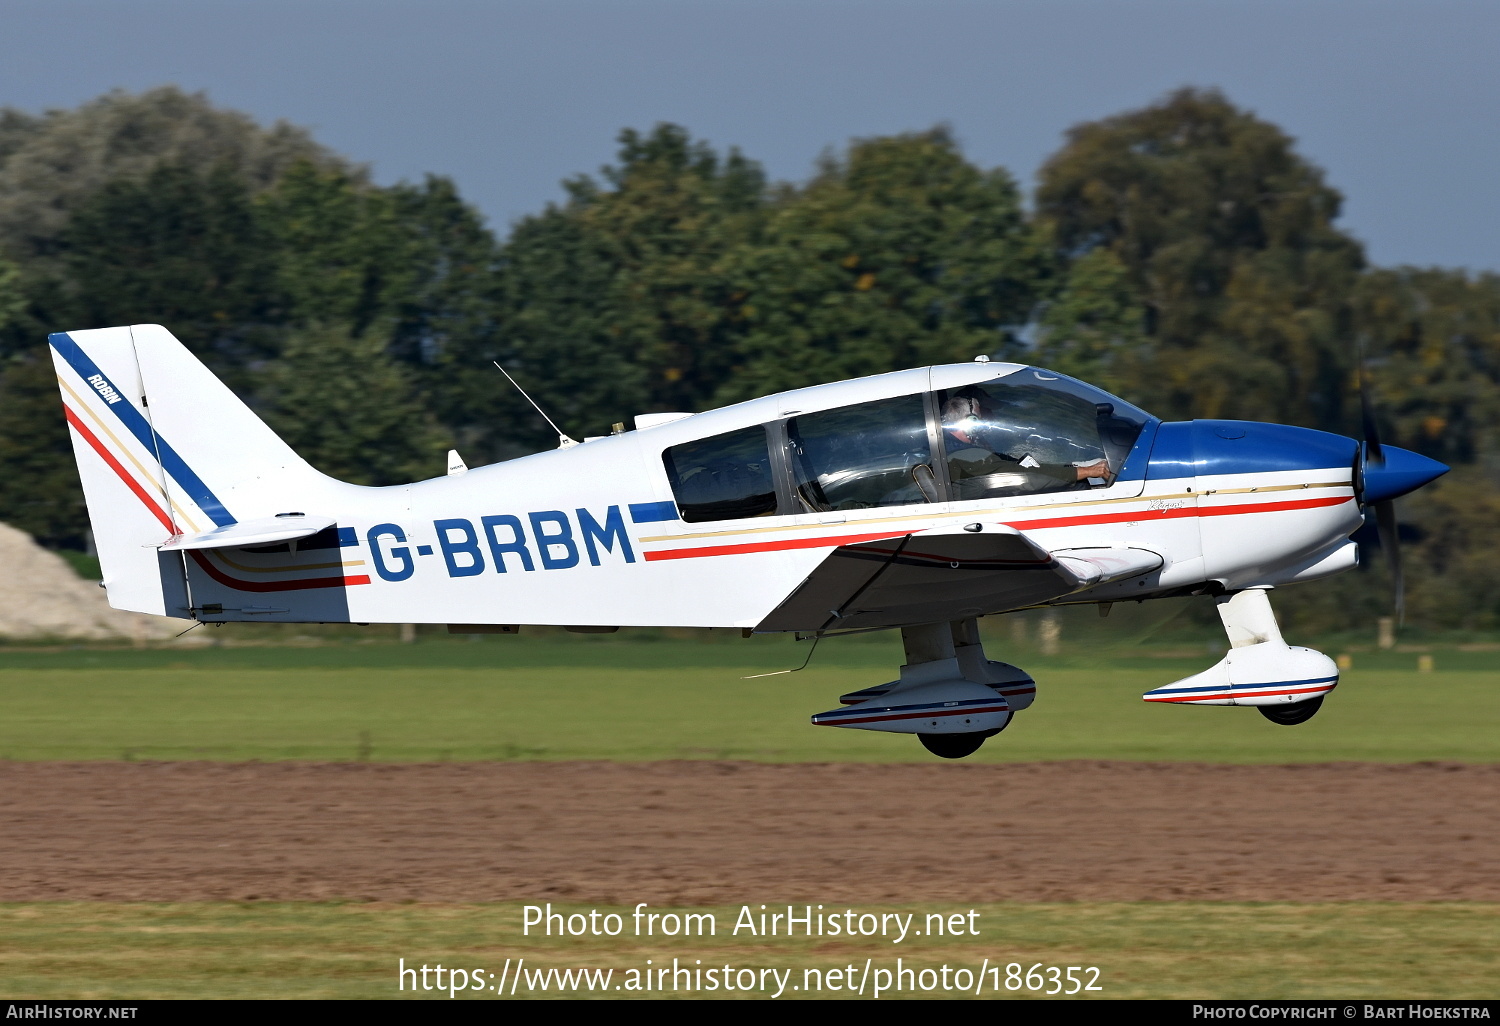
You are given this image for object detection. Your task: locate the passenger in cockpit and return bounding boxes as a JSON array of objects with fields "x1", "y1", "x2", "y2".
[{"x1": 942, "y1": 388, "x2": 1109, "y2": 497}]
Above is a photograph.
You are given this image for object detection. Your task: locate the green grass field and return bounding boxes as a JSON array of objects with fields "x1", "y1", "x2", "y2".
[
  {"x1": 0, "y1": 631, "x2": 1493, "y2": 762},
  {"x1": 1, "y1": 631, "x2": 1493, "y2": 1000},
  {"x1": 2, "y1": 901, "x2": 1496, "y2": 1000}
]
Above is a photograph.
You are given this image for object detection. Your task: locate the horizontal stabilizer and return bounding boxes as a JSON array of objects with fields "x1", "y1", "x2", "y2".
[{"x1": 158, "y1": 514, "x2": 335, "y2": 552}]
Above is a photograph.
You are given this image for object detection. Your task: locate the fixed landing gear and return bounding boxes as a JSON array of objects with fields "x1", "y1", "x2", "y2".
[
  {"x1": 1141, "y1": 589, "x2": 1340, "y2": 719},
  {"x1": 809, "y1": 619, "x2": 1035, "y2": 761},
  {"x1": 1257, "y1": 695, "x2": 1324, "y2": 725},
  {"x1": 918, "y1": 725, "x2": 1006, "y2": 760}
]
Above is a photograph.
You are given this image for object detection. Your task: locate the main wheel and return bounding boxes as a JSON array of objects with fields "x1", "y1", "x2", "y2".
[
  {"x1": 1257, "y1": 695, "x2": 1324, "y2": 725},
  {"x1": 918, "y1": 728, "x2": 1001, "y2": 759}
]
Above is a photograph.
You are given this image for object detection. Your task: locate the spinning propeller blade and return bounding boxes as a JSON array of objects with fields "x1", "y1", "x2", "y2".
[
  {"x1": 1357, "y1": 347, "x2": 1385, "y2": 467},
  {"x1": 1373, "y1": 499, "x2": 1403, "y2": 625},
  {"x1": 1357, "y1": 347, "x2": 1400, "y2": 621},
  {"x1": 1354, "y1": 345, "x2": 1445, "y2": 625}
]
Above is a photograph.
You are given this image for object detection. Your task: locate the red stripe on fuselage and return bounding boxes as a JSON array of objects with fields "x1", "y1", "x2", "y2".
[
  {"x1": 644, "y1": 529, "x2": 907, "y2": 561},
  {"x1": 643, "y1": 494, "x2": 1353, "y2": 562},
  {"x1": 1005, "y1": 494, "x2": 1350, "y2": 530},
  {"x1": 63, "y1": 404, "x2": 176, "y2": 533},
  {"x1": 187, "y1": 550, "x2": 370, "y2": 592}
]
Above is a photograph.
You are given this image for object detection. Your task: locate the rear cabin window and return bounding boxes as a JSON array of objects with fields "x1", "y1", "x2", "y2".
[
  {"x1": 663, "y1": 425, "x2": 778, "y2": 523},
  {"x1": 787, "y1": 394, "x2": 935, "y2": 511}
]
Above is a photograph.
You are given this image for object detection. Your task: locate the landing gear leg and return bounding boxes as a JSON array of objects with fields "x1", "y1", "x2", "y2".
[{"x1": 811, "y1": 621, "x2": 1030, "y2": 760}]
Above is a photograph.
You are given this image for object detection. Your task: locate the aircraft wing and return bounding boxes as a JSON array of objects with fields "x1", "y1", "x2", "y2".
[{"x1": 755, "y1": 525, "x2": 1161, "y2": 632}]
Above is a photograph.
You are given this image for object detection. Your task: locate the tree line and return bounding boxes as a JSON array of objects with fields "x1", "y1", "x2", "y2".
[{"x1": 0, "y1": 87, "x2": 1495, "y2": 630}]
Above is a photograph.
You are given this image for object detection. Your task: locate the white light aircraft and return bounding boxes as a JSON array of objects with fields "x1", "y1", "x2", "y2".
[{"x1": 51, "y1": 325, "x2": 1448, "y2": 758}]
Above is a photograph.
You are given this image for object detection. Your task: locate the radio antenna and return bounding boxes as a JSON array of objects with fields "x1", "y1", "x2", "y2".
[{"x1": 492, "y1": 361, "x2": 578, "y2": 449}]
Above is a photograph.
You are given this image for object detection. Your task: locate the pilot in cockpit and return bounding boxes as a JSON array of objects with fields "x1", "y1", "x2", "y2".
[{"x1": 942, "y1": 388, "x2": 1110, "y2": 497}]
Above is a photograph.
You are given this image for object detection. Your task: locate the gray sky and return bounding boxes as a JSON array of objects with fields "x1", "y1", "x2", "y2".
[{"x1": 3, "y1": 0, "x2": 1496, "y2": 269}]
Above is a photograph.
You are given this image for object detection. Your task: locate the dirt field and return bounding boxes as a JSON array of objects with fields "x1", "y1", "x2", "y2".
[{"x1": 1, "y1": 760, "x2": 1495, "y2": 904}]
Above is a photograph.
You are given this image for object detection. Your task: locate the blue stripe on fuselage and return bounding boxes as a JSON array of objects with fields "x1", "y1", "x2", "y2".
[
  {"x1": 628, "y1": 501, "x2": 680, "y2": 524},
  {"x1": 50, "y1": 331, "x2": 236, "y2": 527}
]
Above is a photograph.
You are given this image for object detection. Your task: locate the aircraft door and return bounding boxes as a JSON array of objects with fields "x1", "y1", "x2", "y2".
[{"x1": 784, "y1": 393, "x2": 941, "y2": 514}]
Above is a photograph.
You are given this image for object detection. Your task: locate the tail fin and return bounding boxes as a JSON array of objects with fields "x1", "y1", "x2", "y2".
[{"x1": 50, "y1": 324, "x2": 329, "y2": 615}]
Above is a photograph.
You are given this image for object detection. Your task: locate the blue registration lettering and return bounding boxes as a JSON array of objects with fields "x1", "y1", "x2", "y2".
[
  {"x1": 576, "y1": 506, "x2": 635, "y2": 565},
  {"x1": 368, "y1": 524, "x2": 414, "y2": 582},
  {"x1": 528, "y1": 511, "x2": 579, "y2": 570},
  {"x1": 480, "y1": 514, "x2": 535, "y2": 572},
  {"x1": 435, "y1": 518, "x2": 486, "y2": 577}
]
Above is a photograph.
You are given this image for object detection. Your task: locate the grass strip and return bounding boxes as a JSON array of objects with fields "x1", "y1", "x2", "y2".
[
  {"x1": 0, "y1": 664, "x2": 1494, "y2": 763},
  {"x1": 0, "y1": 901, "x2": 1494, "y2": 1000}
]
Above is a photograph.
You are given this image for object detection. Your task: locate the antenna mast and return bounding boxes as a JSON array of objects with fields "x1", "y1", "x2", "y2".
[{"x1": 493, "y1": 362, "x2": 578, "y2": 449}]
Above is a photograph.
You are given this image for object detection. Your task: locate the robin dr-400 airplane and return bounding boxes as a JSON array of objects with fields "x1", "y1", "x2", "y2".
[{"x1": 51, "y1": 325, "x2": 1449, "y2": 758}]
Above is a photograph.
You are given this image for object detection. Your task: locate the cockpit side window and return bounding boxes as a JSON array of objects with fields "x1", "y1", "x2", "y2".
[
  {"x1": 937, "y1": 370, "x2": 1149, "y2": 501},
  {"x1": 663, "y1": 425, "x2": 778, "y2": 523},
  {"x1": 787, "y1": 393, "x2": 935, "y2": 512}
]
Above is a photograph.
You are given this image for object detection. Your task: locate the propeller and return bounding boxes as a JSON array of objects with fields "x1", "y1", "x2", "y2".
[
  {"x1": 1355, "y1": 349, "x2": 1448, "y2": 625},
  {"x1": 1357, "y1": 356, "x2": 1402, "y2": 622}
]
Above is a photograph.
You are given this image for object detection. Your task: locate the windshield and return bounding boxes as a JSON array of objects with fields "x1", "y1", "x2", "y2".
[{"x1": 937, "y1": 368, "x2": 1151, "y2": 501}]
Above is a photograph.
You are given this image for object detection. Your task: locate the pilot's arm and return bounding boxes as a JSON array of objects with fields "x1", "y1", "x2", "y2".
[{"x1": 948, "y1": 445, "x2": 1108, "y2": 495}]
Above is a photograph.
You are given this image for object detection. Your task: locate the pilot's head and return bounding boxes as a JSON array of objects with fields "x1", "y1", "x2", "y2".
[{"x1": 943, "y1": 388, "x2": 993, "y2": 443}]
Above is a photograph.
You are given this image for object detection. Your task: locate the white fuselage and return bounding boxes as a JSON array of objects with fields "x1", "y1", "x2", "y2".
[{"x1": 173, "y1": 363, "x2": 1363, "y2": 627}]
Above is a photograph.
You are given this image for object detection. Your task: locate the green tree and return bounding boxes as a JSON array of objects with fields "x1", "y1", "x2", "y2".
[
  {"x1": 257, "y1": 162, "x2": 405, "y2": 332},
  {"x1": 384, "y1": 175, "x2": 503, "y2": 372},
  {"x1": 0, "y1": 353, "x2": 89, "y2": 547},
  {"x1": 580, "y1": 125, "x2": 766, "y2": 412},
  {"x1": 1035, "y1": 88, "x2": 1364, "y2": 428},
  {"x1": 721, "y1": 127, "x2": 1044, "y2": 402},
  {"x1": 1353, "y1": 267, "x2": 1500, "y2": 466},
  {"x1": 259, "y1": 164, "x2": 506, "y2": 457},
  {"x1": 0, "y1": 255, "x2": 22, "y2": 330},
  {"x1": 259, "y1": 322, "x2": 449, "y2": 485},
  {"x1": 1031, "y1": 246, "x2": 1147, "y2": 393},
  {"x1": 54, "y1": 163, "x2": 277, "y2": 367},
  {"x1": 459, "y1": 201, "x2": 643, "y2": 456},
  {"x1": 0, "y1": 86, "x2": 342, "y2": 268},
  {"x1": 458, "y1": 124, "x2": 766, "y2": 455}
]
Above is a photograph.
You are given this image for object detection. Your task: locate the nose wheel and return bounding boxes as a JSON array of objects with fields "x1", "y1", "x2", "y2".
[{"x1": 1257, "y1": 696, "x2": 1324, "y2": 725}]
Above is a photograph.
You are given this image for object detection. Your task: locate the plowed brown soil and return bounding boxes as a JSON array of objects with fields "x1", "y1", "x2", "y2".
[{"x1": 1, "y1": 761, "x2": 1495, "y2": 904}]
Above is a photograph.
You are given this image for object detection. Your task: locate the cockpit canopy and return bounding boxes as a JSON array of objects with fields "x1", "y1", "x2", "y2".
[{"x1": 663, "y1": 368, "x2": 1153, "y2": 523}]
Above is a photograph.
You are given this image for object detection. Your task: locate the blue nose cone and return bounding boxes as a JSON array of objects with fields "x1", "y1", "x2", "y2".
[{"x1": 1361, "y1": 446, "x2": 1449, "y2": 504}]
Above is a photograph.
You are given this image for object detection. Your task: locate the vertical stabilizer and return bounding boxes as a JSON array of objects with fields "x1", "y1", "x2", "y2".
[{"x1": 49, "y1": 324, "x2": 330, "y2": 615}]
